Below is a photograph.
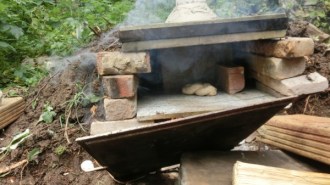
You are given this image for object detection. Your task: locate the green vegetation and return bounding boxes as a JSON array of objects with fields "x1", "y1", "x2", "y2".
[
  {"x1": 38, "y1": 102, "x2": 57, "y2": 124},
  {"x1": 0, "y1": 0, "x2": 134, "y2": 89},
  {"x1": 54, "y1": 145, "x2": 67, "y2": 156}
]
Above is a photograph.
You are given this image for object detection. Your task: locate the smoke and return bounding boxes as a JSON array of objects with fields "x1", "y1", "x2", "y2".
[{"x1": 122, "y1": 0, "x2": 288, "y2": 26}]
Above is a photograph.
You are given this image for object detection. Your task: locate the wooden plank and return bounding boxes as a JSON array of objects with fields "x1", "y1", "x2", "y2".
[
  {"x1": 137, "y1": 90, "x2": 278, "y2": 122},
  {"x1": 262, "y1": 125, "x2": 330, "y2": 145},
  {"x1": 119, "y1": 14, "x2": 288, "y2": 42},
  {"x1": 76, "y1": 97, "x2": 293, "y2": 182},
  {"x1": 257, "y1": 137, "x2": 330, "y2": 165},
  {"x1": 0, "y1": 97, "x2": 25, "y2": 129},
  {"x1": 258, "y1": 133, "x2": 330, "y2": 158},
  {"x1": 233, "y1": 162, "x2": 330, "y2": 185},
  {"x1": 265, "y1": 115, "x2": 330, "y2": 138},
  {"x1": 0, "y1": 97, "x2": 24, "y2": 113},
  {"x1": 122, "y1": 30, "x2": 287, "y2": 52},
  {"x1": 180, "y1": 151, "x2": 324, "y2": 185},
  {"x1": 259, "y1": 127, "x2": 330, "y2": 152},
  {"x1": 0, "y1": 101, "x2": 24, "y2": 117}
]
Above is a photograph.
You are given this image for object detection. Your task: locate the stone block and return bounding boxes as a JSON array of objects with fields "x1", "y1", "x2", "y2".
[
  {"x1": 104, "y1": 96, "x2": 137, "y2": 121},
  {"x1": 244, "y1": 37, "x2": 314, "y2": 58},
  {"x1": 102, "y1": 75, "x2": 138, "y2": 99},
  {"x1": 247, "y1": 54, "x2": 306, "y2": 80},
  {"x1": 251, "y1": 72, "x2": 329, "y2": 96},
  {"x1": 218, "y1": 65, "x2": 245, "y2": 94},
  {"x1": 97, "y1": 51, "x2": 151, "y2": 75}
]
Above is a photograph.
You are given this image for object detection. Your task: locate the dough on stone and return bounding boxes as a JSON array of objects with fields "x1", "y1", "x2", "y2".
[{"x1": 182, "y1": 83, "x2": 217, "y2": 96}]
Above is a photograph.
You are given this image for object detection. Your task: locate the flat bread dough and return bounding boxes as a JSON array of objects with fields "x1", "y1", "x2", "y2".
[{"x1": 182, "y1": 83, "x2": 217, "y2": 96}]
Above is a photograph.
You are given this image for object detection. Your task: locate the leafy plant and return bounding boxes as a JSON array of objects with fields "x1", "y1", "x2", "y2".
[
  {"x1": 38, "y1": 102, "x2": 57, "y2": 124},
  {"x1": 28, "y1": 148, "x2": 42, "y2": 163}
]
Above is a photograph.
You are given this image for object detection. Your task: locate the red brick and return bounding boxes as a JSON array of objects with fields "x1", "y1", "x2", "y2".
[
  {"x1": 102, "y1": 75, "x2": 138, "y2": 99},
  {"x1": 218, "y1": 65, "x2": 245, "y2": 94}
]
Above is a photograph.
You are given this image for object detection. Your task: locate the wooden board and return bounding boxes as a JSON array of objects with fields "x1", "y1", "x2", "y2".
[
  {"x1": 119, "y1": 14, "x2": 288, "y2": 42},
  {"x1": 76, "y1": 97, "x2": 294, "y2": 182},
  {"x1": 259, "y1": 127, "x2": 330, "y2": 152},
  {"x1": 233, "y1": 162, "x2": 330, "y2": 185},
  {"x1": 258, "y1": 137, "x2": 330, "y2": 165},
  {"x1": 137, "y1": 89, "x2": 277, "y2": 122},
  {"x1": 0, "y1": 97, "x2": 25, "y2": 129},
  {"x1": 122, "y1": 30, "x2": 286, "y2": 52},
  {"x1": 180, "y1": 151, "x2": 327, "y2": 185},
  {"x1": 265, "y1": 115, "x2": 330, "y2": 138},
  {"x1": 262, "y1": 125, "x2": 330, "y2": 145}
]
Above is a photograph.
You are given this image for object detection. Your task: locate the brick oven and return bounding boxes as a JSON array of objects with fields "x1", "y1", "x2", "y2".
[{"x1": 77, "y1": 0, "x2": 329, "y2": 182}]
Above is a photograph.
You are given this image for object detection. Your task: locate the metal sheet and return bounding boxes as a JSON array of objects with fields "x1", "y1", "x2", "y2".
[
  {"x1": 119, "y1": 14, "x2": 288, "y2": 42},
  {"x1": 76, "y1": 97, "x2": 295, "y2": 182}
]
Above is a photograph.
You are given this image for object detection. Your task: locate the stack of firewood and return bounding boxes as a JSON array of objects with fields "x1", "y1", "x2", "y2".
[
  {"x1": 257, "y1": 114, "x2": 330, "y2": 165},
  {"x1": 0, "y1": 97, "x2": 25, "y2": 129},
  {"x1": 244, "y1": 37, "x2": 329, "y2": 96}
]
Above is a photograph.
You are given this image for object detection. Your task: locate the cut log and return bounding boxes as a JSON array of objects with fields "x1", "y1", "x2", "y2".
[
  {"x1": 257, "y1": 137, "x2": 330, "y2": 165},
  {"x1": 258, "y1": 127, "x2": 330, "y2": 152},
  {"x1": 218, "y1": 65, "x2": 245, "y2": 94},
  {"x1": 243, "y1": 37, "x2": 315, "y2": 58},
  {"x1": 265, "y1": 115, "x2": 330, "y2": 138},
  {"x1": 233, "y1": 161, "x2": 330, "y2": 185},
  {"x1": 0, "y1": 97, "x2": 25, "y2": 129},
  {"x1": 247, "y1": 55, "x2": 306, "y2": 80},
  {"x1": 251, "y1": 72, "x2": 329, "y2": 96},
  {"x1": 262, "y1": 125, "x2": 330, "y2": 145},
  {"x1": 96, "y1": 51, "x2": 151, "y2": 75}
]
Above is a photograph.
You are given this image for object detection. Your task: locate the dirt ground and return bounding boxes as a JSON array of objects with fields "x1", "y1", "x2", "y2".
[{"x1": 0, "y1": 21, "x2": 329, "y2": 185}]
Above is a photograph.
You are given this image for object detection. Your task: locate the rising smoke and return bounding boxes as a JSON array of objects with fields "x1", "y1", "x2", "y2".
[{"x1": 122, "y1": 0, "x2": 287, "y2": 26}]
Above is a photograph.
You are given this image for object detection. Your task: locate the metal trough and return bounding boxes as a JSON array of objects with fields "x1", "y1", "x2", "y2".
[{"x1": 76, "y1": 96, "x2": 295, "y2": 182}]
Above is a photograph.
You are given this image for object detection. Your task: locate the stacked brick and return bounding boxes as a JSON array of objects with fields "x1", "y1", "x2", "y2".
[
  {"x1": 97, "y1": 51, "x2": 151, "y2": 121},
  {"x1": 244, "y1": 37, "x2": 329, "y2": 96}
]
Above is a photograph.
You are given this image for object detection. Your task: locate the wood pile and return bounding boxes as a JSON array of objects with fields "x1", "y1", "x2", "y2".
[
  {"x1": 257, "y1": 114, "x2": 330, "y2": 165},
  {"x1": 233, "y1": 161, "x2": 330, "y2": 185},
  {"x1": 0, "y1": 97, "x2": 25, "y2": 129},
  {"x1": 244, "y1": 37, "x2": 329, "y2": 96}
]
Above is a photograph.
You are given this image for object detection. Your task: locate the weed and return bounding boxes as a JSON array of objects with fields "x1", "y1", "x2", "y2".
[
  {"x1": 38, "y1": 102, "x2": 57, "y2": 124},
  {"x1": 63, "y1": 83, "x2": 101, "y2": 143},
  {"x1": 54, "y1": 145, "x2": 67, "y2": 156}
]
